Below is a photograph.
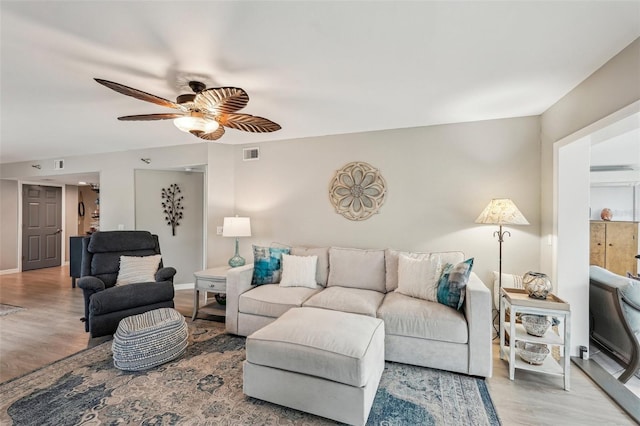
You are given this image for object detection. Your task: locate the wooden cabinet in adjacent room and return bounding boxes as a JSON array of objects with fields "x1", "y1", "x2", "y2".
[{"x1": 590, "y1": 221, "x2": 638, "y2": 275}]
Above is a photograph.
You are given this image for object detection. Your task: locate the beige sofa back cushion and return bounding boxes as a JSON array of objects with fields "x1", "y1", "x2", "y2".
[
  {"x1": 291, "y1": 247, "x2": 329, "y2": 286},
  {"x1": 385, "y1": 249, "x2": 465, "y2": 292},
  {"x1": 328, "y1": 247, "x2": 386, "y2": 293}
]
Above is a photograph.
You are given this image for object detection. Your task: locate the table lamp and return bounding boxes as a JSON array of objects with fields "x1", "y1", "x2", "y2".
[{"x1": 223, "y1": 217, "x2": 252, "y2": 267}]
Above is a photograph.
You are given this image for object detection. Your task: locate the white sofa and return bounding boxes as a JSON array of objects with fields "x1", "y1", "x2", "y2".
[{"x1": 226, "y1": 246, "x2": 493, "y2": 378}]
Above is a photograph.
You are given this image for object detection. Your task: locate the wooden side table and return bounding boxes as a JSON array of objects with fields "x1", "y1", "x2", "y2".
[
  {"x1": 499, "y1": 288, "x2": 571, "y2": 390},
  {"x1": 192, "y1": 266, "x2": 230, "y2": 321}
]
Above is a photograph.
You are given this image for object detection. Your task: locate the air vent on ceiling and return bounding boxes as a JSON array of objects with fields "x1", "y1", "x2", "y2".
[
  {"x1": 243, "y1": 147, "x2": 260, "y2": 161},
  {"x1": 53, "y1": 159, "x2": 64, "y2": 170},
  {"x1": 590, "y1": 164, "x2": 637, "y2": 172}
]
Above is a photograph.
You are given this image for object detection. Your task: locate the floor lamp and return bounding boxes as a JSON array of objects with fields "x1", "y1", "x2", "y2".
[{"x1": 475, "y1": 198, "x2": 529, "y2": 338}]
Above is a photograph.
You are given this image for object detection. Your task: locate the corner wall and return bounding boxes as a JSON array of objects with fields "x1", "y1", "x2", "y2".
[
  {"x1": 0, "y1": 180, "x2": 18, "y2": 271},
  {"x1": 540, "y1": 37, "x2": 640, "y2": 355}
]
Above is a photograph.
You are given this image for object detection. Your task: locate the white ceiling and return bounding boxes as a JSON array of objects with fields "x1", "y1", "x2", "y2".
[{"x1": 1, "y1": 1, "x2": 639, "y2": 165}]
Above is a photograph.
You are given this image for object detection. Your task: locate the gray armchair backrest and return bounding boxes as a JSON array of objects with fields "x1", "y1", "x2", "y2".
[{"x1": 80, "y1": 231, "x2": 162, "y2": 287}]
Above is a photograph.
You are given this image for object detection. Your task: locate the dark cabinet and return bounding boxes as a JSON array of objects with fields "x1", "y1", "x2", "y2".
[{"x1": 69, "y1": 236, "x2": 84, "y2": 287}]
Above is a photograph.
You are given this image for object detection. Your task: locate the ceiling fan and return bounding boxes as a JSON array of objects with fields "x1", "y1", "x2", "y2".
[{"x1": 94, "y1": 78, "x2": 281, "y2": 141}]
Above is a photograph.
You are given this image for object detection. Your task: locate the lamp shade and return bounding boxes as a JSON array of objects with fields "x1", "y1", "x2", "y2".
[
  {"x1": 222, "y1": 217, "x2": 252, "y2": 237},
  {"x1": 475, "y1": 199, "x2": 529, "y2": 225}
]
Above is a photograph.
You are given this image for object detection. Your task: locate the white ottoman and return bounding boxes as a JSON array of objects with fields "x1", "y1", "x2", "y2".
[{"x1": 244, "y1": 307, "x2": 385, "y2": 426}]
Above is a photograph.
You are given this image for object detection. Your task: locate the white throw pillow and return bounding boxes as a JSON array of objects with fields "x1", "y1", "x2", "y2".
[
  {"x1": 396, "y1": 253, "x2": 442, "y2": 301},
  {"x1": 116, "y1": 254, "x2": 162, "y2": 286},
  {"x1": 279, "y1": 254, "x2": 318, "y2": 288}
]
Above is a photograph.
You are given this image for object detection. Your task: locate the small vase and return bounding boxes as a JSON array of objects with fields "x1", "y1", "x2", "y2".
[{"x1": 523, "y1": 271, "x2": 552, "y2": 300}]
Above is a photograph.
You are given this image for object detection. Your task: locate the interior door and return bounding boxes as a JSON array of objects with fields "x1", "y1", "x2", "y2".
[{"x1": 22, "y1": 185, "x2": 62, "y2": 271}]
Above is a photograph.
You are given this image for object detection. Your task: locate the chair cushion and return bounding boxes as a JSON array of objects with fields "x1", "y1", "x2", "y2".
[
  {"x1": 239, "y1": 284, "x2": 322, "y2": 318},
  {"x1": 303, "y1": 286, "x2": 385, "y2": 317},
  {"x1": 246, "y1": 307, "x2": 385, "y2": 387},
  {"x1": 89, "y1": 281, "x2": 175, "y2": 315},
  {"x1": 88, "y1": 231, "x2": 157, "y2": 253},
  {"x1": 327, "y1": 247, "x2": 386, "y2": 292},
  {"x1": 377, "y1": 291, "x2": 468, "y2": 344}
]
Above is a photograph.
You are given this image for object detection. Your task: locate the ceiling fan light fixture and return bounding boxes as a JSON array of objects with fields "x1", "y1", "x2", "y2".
[{"x1": 174, "y1": 115, "x2": 219, "y2": 134}]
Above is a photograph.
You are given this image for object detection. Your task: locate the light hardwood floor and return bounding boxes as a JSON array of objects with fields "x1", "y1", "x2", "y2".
[{"x1": 0, "y1": 266, "x2": 635, "y2": 425}]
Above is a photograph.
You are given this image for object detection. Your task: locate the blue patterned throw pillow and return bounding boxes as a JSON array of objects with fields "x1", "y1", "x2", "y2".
[
  {"x1": 437, "y1": 258, "x2": 474, "y2": 310},
  {"x1": 252, "y1": 245, "x2": 291, "y2": 285}
]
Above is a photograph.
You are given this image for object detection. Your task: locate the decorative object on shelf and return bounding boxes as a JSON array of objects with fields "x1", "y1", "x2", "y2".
[
  {"x1": 522, "y1": 271, "x2": 552, "y2": 299},
  {"x1": 520, "y1": 314, "x2": 551, "y2": 337},
  {"x1": 329, "y1": 161, "x2": 387, "y2": 221},
  {"x1": 223, "y1": 216, "x2": 252, "y2": 267},
  {"x1": 475, "y1": 198, "x2": 529, "y2": 337},
  {"x1": 600, "y1": 208, "x2": 613, "y2": 221},
  {"x1": 161, "y1": 184, "x2": 184, "y2": 236},
  {"x1": 214, "y1": 294, "x2": 227, "y2": 305},
  {"x1": 90, "y1": 183, "x2": 100, "y2": 220},
  {"x1": 515, "y1": 341, "x2": 549, "y2": 365}
]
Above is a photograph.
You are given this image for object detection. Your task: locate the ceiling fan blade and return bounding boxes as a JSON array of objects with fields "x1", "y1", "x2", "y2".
[
  {"x1": 117, "y1": 113, "x2": 185, "y2": 121},
  {"x1": 219, "y1": 113, "x2": 281, "y2": 133},
  {"x1": 194, "y1": 87, "x2": 249, "y2": 114},
  {"x1": 95, "y1": 78, "x2": 183, "y2": 110},
  {"x1": 191, "y1": 126, "x2": 225, "y2": 141}
]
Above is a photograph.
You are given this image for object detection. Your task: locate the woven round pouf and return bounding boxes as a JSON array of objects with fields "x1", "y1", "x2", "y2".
[{"x1": 112, "y1": 308, "x2": 188, "y2": 371}]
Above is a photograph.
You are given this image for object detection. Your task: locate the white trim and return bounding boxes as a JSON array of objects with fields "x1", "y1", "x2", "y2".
[
  {"x1": 174, "y1": 282, "x2": 195, "y2": 291},
  {"x1": 0, "y1": 268, "x2": 19, "y2": 275}
]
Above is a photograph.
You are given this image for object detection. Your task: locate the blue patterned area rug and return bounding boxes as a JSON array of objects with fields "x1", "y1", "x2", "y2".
[{"x1": 0, "y1": 323, "x2": 500, "y2": 425}]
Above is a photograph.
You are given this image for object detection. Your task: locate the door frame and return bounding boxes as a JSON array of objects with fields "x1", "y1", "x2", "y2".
[{"x1": 17, "y1": 180, "x2": 66, "y2": 272}]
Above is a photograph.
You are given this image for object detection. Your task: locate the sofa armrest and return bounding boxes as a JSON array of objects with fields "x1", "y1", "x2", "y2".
[
  {"x1": 77, "y1": 276, "x2": 106, "y2": 331},
  {"x1": 156, "y1": 266, "x2": 177, "y2": 283},
  {"x1": 226, "y1": 264, "x2": 256, "y2": 334},
  {"x1": 464, "y1": 272, "x2": 493, "y2": 377}
]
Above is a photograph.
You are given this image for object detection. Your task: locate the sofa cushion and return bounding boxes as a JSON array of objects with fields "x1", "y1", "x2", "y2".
[
  {"x1": 246, "y1": 307, "x2": 385, "y2": 387},
  {"x1": 252, "y1": 245, "x2": 291, "y2": 285},
  {"x1": 239, "y1": 284, "x2": 322, "y2": 318},
  {"x1": 290, "y1": 246, "x2": 329, "y2": 286},
  {"x1": 327, "y1": 247, "x2": 386, "y2": 292},
  {"x1": 437, "y1": 258, "x2": 474, "y2": 310},
  {"x1": 279, "y1": 254, "x2": 318, "y2": 288},
  {"x1": 385, "y1": 249, "x2": 464, "y2": 292},
  {"x1": 302, "y1": 286, "x2": 385, "y2": 317},
  {"x1": 396, "y1": 253, "x2": 443, "y2": 302},
  {"x1": 377, "y1": 291, "x2": 468, "y2": 344}
]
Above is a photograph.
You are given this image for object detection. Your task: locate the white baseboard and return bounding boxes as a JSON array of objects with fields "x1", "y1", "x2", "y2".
[
  {"x1": 0, "y1": 268, "x2": 19, "y2": 275},
  {"x1": 174, "y1": 282, "x2": 195, "y2": 291}
]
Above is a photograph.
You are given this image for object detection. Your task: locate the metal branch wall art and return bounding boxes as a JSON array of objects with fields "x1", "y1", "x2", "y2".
[
  {"x1": 329, "y1": 161, "x2": 387, "y2": 221},
  {"x1": 161, "y1": 184, "x2": 184, "y2": 236}
]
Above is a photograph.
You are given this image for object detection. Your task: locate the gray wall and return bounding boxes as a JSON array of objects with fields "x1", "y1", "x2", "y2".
[
  {"x1": 0, "y1": 180, "x2": 18, "y2": 271},
  {"x1": 233, "y1": 116, "x2": 542, "y2": 286},
  {"x1": 135, "y1": 169, "x2": 205, "y2": 284}
]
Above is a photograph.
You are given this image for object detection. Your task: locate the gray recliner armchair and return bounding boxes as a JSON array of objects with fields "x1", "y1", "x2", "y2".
[{"x1": 78, "y1": 230, "x2": 177, "y2": 338}]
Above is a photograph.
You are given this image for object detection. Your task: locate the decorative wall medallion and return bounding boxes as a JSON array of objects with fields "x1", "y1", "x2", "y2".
[{"x1": 329, "y1": 161, "x2": 387, "y2": 221}]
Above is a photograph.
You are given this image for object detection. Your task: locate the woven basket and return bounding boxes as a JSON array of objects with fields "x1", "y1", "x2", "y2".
[{"x1": 112, "y1": 308, "x2": 188, "y2": 371}]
